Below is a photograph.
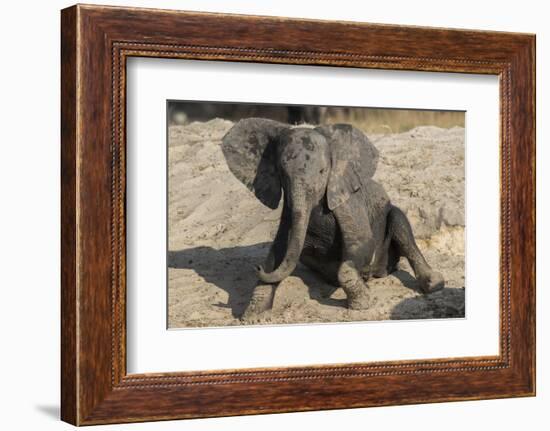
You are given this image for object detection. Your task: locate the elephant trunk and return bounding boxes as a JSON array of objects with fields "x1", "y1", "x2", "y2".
[{"x1": 258, "y1": 205, "x2": 310, "y2": 284}]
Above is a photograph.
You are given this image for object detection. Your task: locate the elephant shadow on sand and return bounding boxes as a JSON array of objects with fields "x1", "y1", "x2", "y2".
[
  {"x1": 389, "y1": 285, "x2": 465, "y2": 320},
  {"x1": 168, "y1": 243, "x2": 463, "y2": 320},
  {"x1": 168, "y1": 242, "x2": 338, "y2": 319}
]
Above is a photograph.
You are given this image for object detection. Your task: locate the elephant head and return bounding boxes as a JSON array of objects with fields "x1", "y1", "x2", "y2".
[{"x1": 222, "y1": 118, "x2": 379, "y2": 283}]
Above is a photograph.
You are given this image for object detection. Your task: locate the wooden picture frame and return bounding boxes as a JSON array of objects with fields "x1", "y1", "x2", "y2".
[{"x1": 61, "y1": 4, "x2": 535, "y2": 425}]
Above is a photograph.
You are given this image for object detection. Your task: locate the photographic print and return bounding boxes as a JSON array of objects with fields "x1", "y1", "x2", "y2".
[{"x1": 167, "y1": 102, "x2": 466, "y2": 328}]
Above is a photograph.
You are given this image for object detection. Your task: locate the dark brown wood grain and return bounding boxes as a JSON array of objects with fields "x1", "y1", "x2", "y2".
[
  {"x1": 60, "y1": 5, "x2": 78, "y2": 425},
  {"x1": 60, "y1": 4, "x2": 536, "y2": 425}
]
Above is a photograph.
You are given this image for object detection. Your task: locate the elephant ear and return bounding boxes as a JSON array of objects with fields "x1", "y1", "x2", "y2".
[
  {"x1": 316, "y1": 124, "x2": 379, "y2": 211},
  {"x1": 222, "y1": 118, "x2": 289, "y2": 209}
]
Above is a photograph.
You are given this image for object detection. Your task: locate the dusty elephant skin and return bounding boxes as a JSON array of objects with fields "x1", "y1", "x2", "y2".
[
  {"x1": 222, "y1": 118, "x2": 444, "y2": 319},
  {"x1": 168, "y1": 119, "x2": 465, "y2": 328}
]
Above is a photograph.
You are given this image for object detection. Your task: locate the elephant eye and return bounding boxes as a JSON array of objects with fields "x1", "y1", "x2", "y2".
[{"x1": 319, "y1": 168, "x2": 325, "y2": 174}]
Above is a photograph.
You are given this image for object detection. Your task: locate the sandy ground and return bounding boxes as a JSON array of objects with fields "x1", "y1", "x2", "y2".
[{"x1": 168, "y1": 119, "x2": 465, "y2": 328}]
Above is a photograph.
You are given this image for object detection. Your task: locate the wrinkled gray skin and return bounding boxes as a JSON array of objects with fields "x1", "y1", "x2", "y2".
[{"x1": 222, "y1": 118, "x2": 444, "y2": 319}]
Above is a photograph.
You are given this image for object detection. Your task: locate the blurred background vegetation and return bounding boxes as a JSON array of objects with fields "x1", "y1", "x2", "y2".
[
  {"x1": 168, "y1": 101, "x2": 465, "y2": 134},
  {"x1": 325, "y1": 108, "x2": 464, "y2": 134}
]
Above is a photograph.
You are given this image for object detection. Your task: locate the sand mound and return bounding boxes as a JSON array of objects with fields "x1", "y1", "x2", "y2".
[{"x1": 168, "y1": 120, "x2": 465, "y2": 328}]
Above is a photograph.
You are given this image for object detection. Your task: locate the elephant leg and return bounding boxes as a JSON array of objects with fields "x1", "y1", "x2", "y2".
[
  {"x1": 370, "y1": 234, "x2": 390, "y2": 278},
  {"x1": 241, "y1": 202, "x2": 291, "y2": 320},
  {"x1": 387, "y1": 206, "x2": 444, "y2": 293},
  {"x1": 337, "y1": 259, "x2": 375, "y2": 310},
  {"x1": 386, "y1": 242, "x2": 400, "y2": 274},
  {"x1": 370, "y1": 234, "x2": 400, "y2": 278},
  {"x1": 241, "y1": 283, "x2": 275, "y2": 321},
  {"x1": 333, "y1": 203, "x2": 376, "y2": 310},
  {"x1": 241, "y1": 246, "x2": 279, "y2": 320}
]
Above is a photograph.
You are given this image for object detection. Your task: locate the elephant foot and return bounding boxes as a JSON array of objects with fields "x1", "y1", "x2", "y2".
[
  {"x1": 339, "y1": 262, "x2": 376, "y2": 310},
  {"x1": 240, "y1": 285, "x2": 274, "y2": 321},
  {"x1": 418, "y1": 271, "x2": 445, "y2": 294},
  {"x1": 347, "y1": 287, "x2": 375, "y2": 310}
]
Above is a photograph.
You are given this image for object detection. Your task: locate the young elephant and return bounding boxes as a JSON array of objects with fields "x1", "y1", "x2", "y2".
[{"x1": 222, "y1": 118, "x2": 444, "y2": 318}]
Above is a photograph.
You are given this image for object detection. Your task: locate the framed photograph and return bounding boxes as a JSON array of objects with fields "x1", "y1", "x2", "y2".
[{"x1": 61, "y1": 4, "x2": 535, "y2": 425}]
